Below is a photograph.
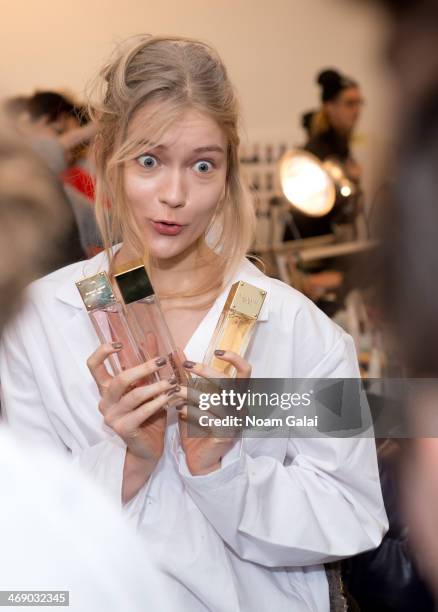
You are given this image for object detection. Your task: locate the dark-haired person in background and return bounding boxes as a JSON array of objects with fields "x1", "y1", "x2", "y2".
[
  {"x1": 3, "y1": 91, "x2": 101, "y2": 260},
  {"x1": 287, "y1": 69, "x2": 364, "y2": 241},
  {"x1": 27, "y1": 90, "x2": 77, "y2": 134},
  {"x1": 303, "y1": 69, "x2": 364, "y2": 175}
]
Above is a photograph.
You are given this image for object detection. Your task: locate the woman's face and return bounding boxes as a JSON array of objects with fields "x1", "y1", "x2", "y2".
[
  {"x1": 325, "y1": 86, "x2": 364, "y2": 134},
  {"x1": 123, "y1": 106, "x2": 228, "y2": 260}
]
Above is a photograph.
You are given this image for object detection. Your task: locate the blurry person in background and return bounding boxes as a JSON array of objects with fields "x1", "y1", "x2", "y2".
[
  {"x1": 343, "y1": 436, "x2": 435, "y2": 611},
  {"x1": 303, "y1": 69, "x2": 364, "y2": 180},
  {"x1": 17, "y1": 91, "x2": 96, "y2": 172},
  {"x1": 0, "y1": 116, "x2": 85, "y2": 272},
  {"x1": 27, "y1": 90, "x2": 77, "y2": 134},
  {"x1": 0, "y1": 121, "x2": 175, "y2": 612},
  {"x1": 2, "y1": 95, "x2": 29, "y2": 122},
  {"x1": 377, "y1": 0, "x2": 438, "y2": 601},
  {"x1": 3, "y1": 91, "x2": 101, "y2": 258},
  {"x1": 0, "y1": 123, "x2": 69, "y2": 326},
  {"x1": 286, "y1": 69, "x2": 364, "y2": 241},
  {"x1": 349, "y1": 0, "x2": 438, "y2": 606},
  {"x1": 61, "y1": 105, "x2": 96, "y2": 203}
]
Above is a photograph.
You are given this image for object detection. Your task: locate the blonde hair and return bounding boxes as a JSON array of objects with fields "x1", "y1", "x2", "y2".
[
  {"x1": 88, "y1": 34, "x2": 255, "y2": 301},
  {"x1": 310, "y1": 109, "x2": 330, "y2": 137}
]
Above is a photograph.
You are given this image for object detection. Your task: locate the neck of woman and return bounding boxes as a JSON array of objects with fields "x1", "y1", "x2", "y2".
[{"x1": 113, "y1": 238, "x2": 220, "y2": 305}]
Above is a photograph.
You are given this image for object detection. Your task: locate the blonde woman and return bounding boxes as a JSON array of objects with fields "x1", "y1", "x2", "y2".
[{"x1": 0, "y1": 36, "x2": 387, "y2": 612}]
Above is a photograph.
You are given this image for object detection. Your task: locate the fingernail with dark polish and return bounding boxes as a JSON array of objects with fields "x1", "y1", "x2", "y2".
[
  {"x1": 175, "y1": 402, "x2": 186, "y2": 411},
  {"x1": 167, "y1": 386, "x2": 181, "y2": 396},
  {"x1": 168, "y1": 375, "x2": 177, "y2": 385},
  {"x1": 214, "y1": 350, "x2": 225, "y2": 356},
  {"x1": 155, "y1": 357, "x2": 167, "y2": 367},
  {"x1": 112, "y1": 342, "x2": 123, "y2": 350},
  {"x1": 183, "y1": 360, "x2": 195, "y2": 369}
]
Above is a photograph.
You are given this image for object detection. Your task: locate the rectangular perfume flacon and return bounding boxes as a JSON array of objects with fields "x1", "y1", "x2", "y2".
[
  {"x1": 76, "y1": 271, "x2": 147, "y2": 376},
  {"x1": 203, "y1": 281, "x2": 267, "y2": 377},
  {"x1": 114, "y1": 264, "x2": 187, "y2": 384}
]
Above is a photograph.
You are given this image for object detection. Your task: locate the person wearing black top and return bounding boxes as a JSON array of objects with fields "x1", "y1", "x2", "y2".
[
  {"x1": 303, "y1": 69, "x2": 364, "y2": 166},
  {"x1": 288, "y1": 69, "x2": 364, "y2": 239}
]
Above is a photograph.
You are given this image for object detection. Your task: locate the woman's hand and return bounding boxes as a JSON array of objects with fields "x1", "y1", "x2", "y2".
[
  {"x1": 87, "y1": 342, "x2": 179, "y2": 502},
  {"x1": 175, "y1": 350, "x2": 251, "y2": 476}
]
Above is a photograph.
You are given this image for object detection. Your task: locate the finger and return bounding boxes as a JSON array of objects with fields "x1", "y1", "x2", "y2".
[
  {"x1": 183, "y1": 353, "x2": 251, "y2": 380},
  {"x1": 182, "y1": 359, "x2": 226, "y2": 384},
  {"x1": 87, "y1": 342, "x2": 122, "y2": 390},
  {"x1": 106, "y1": 379, "x2": 180, "y2": 421},
  {"x1": 113, "y1": 393, "x2": 171, "y2": 437},
  {"x1": 211, "y1": 350, "x2": 252, "y2": 379},
  {"x1": 106, "y1": 356, "x2": 171, "y2": 404}
]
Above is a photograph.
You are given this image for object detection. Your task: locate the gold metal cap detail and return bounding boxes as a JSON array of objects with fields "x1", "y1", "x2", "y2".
[
  {"x1": 226, "y1": 281, "x2": 267, "y2": 319},
  {"x1": 75, "y1": 271, "x2": 116, "y2": 311}
]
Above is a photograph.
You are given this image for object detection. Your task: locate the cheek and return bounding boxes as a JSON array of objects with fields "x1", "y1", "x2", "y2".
[
  {"x1": 124, "y1": 172, "x2": 156, "y2": 210},
  {"x1": 191, "y1": 180, "x2": 225, "y2": 216}
]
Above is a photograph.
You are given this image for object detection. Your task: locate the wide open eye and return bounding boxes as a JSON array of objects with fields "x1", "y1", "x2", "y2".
[
  {"x1": 193, "y1": 160, "x2": 213, "y2": 174},
  {"x1": 137, "y1": 154, "x2": 158, "y2": 169}
]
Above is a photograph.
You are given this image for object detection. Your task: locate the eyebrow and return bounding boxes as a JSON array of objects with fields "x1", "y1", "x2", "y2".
[
  {"x1": 149, "y1": 144, "x2": 225, "y2": 155},
  {"x1": 193, "y1": 145, "x2": 225, "y2": 154}
]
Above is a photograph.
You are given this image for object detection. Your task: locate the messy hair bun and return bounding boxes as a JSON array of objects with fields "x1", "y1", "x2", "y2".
[{"x1": 317, "y1": 68, "x2": 357, "y2": 102}]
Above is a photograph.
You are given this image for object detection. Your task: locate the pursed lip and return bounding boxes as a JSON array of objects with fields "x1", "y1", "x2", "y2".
[
  {"x1": 151, "y1": 218, "x2": 184, "y2": 227},
  {"x1": 149, "y1": 219, "x2": 185, "y2": 236}
]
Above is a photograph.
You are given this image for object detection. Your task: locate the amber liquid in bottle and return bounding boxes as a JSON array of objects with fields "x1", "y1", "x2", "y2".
[{"x1": 203, "y1": 281, "x2": 267, "y2": 378}]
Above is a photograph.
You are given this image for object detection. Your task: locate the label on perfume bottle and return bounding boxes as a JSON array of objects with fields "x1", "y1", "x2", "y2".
[
  {"x1": 228, "y1": 281, "x2": 266, "y2": 319},
  {"x1": 76, "y1": 272, "x2": 116, "y2": 311}
]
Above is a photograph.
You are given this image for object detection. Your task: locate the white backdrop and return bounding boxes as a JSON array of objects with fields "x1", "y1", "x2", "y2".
[{"x1": 0, "y1": 0, "x2": 394, "y2": 199}]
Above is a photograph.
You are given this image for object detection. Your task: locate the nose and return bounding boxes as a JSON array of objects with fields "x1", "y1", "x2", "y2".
[{"x1": 158, "y1": 168, "x2": 186, "y2": 208}]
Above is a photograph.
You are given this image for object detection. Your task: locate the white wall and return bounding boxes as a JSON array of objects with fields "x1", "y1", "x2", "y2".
[{"x1": 0, "y1": 0, "x2": 392, "y2": 196}]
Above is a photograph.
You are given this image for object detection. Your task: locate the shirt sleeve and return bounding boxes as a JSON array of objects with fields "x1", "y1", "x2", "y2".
[{"x1": 173, "y1": 332, "x2": 388, "y2": 567}]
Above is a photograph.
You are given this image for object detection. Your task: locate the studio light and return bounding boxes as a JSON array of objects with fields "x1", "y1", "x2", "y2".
[{"x1": 279, "y1": 150, "x2": 357, "y2": 217}]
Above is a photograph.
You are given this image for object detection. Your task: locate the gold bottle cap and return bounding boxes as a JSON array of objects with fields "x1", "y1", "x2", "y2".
[
  {"x1": 226, "y1": 281, "x2": 267, "y2": 319},
  {"x1": 114, "y1": 265, "x2": 154, "y2": 305},
  {"x1": 76, "y1": 271, "x2": 116, "y2": 311}
]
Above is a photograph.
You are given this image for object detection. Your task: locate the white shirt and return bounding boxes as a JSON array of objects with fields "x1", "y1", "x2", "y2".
[
  {"x1": 0, "y1": 428, "x2": 177, "y2": 612},
  {"x1": 0, "y1": 250, "x2": 388, "y2": 612}
]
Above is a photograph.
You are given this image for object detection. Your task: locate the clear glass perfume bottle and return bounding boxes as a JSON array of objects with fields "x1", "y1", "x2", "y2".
[
  {"x1": 203, "y1": 281, "x2": 267, "y2": 377},
  {"x1": 114, "y1": 265, "x2": 187, "y2": 384},
  {"x1": 76, "y1": 271, "x2": 149, "y2": 376}
]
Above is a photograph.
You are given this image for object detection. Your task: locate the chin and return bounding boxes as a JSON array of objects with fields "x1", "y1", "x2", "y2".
[{"x1": 145, "y1": 237, "x2": 187, "y2": 260}]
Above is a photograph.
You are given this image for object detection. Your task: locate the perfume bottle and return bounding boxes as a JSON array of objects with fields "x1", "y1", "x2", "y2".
[
  {"x1": 114, "y1": 264, "x2": 187, "y2": 384},
  {"x1": 76, "y1": 271, "x2": 148, "y2": 376},
  {"x1": 203, "y1": 281, "x2": 267, "y2": 377}
]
